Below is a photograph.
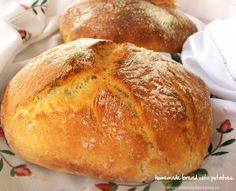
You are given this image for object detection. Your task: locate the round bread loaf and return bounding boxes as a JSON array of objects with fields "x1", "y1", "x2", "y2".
[
  {"x1": 0, "y1": 39, "x2": 212, "y2": 182},
  {"x1": 59, "y1": 0, "x2": 197, "y2": 52}
]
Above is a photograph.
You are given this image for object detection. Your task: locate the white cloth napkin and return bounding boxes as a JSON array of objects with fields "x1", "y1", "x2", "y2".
[
  {"x1": 0, "y1": 0, "x2": 75, "y2": 95},
  {"x1": 181, "y1": 18, "x2": 236, "y2": 116},
  {"x1": 176, "y1": 0, "x2": 236, "y2": 23}
]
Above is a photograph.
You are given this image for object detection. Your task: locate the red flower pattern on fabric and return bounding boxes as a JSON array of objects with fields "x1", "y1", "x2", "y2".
[
  {"x1": 95, "y1": 183, "x2": 113, "y2": 191},
  {"x1": 17, "y1": 29, "x2": 31, "y2": 42},
  {"x1": 13, "y1": 165, "x2": 32, "y2": 176},
  {"x1": 0, "y1": 127, "x2": 4, "y2": 138},
  {"x1": 19, "y1": 0, "x2": 48, "y2": 15},
  {"x1": 220, "y1": 119, "x2": 231, "y2": 133},
  {"x1": 19, "y1": 4, "x2": 30, "y2": 10}
]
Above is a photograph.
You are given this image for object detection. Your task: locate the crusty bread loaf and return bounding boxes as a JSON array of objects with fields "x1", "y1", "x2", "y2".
[
  {"x1": 0, "y1": 39, "x2": 212, "y2": 182},
  {"x1": 59, "y1": 0, "x2": 197, "y2": 52}
]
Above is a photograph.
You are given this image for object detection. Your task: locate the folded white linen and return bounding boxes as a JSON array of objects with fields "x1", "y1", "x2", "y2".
[
  {"x1": 178, "y1": 2, "x2": 236, "y2": 117},
  {"x1": 0, "y1": 0, "x2": 75, "y2": 95},
  {"x1": 176, "y1": 0, "x2": 236, "y2": 23},
  {"x1": 182, "y1": 19, "x2": 236, "y2": 107}
]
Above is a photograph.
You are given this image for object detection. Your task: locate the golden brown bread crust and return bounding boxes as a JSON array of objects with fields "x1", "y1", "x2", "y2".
[
  {"x1": 59, "y1": 0, "x2": 197, "y2": 53},
  {"x1": 0, "y1": 39, "x2": 212, "y2": 182}
]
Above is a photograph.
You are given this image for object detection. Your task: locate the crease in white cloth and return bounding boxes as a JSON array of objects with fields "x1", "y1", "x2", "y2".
[{"x1": 182, "y1": 18, "x2": 236, "y2": 104}]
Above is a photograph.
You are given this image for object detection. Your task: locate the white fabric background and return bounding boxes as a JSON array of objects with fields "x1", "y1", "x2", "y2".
[{"x1": 176, "y1": 0, "x2": 236, "y2": 23}]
